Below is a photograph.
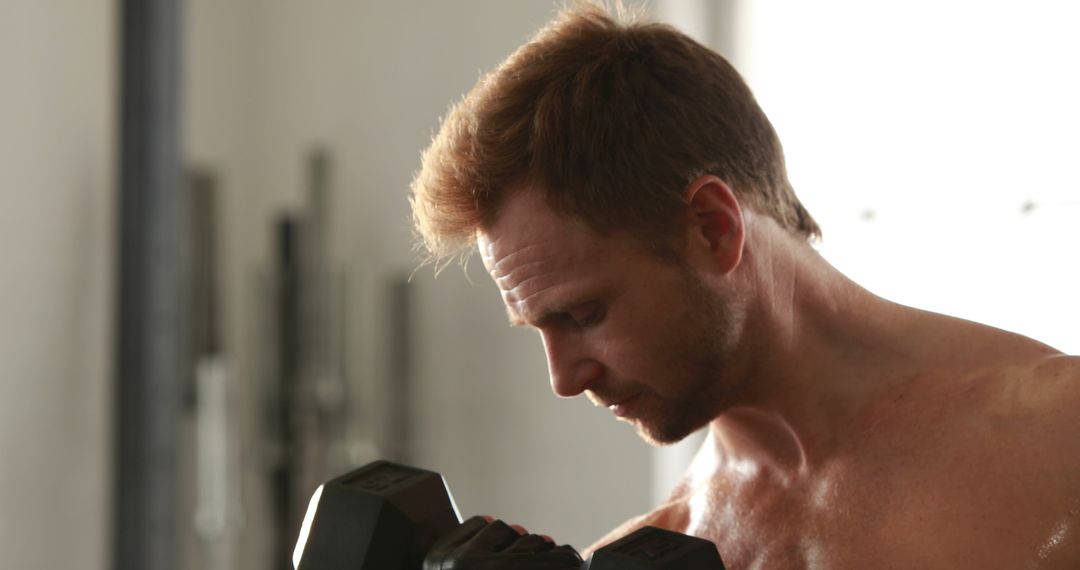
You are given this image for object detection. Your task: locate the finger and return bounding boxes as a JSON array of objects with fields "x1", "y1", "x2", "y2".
[
  {"x1": 481, "y1": 515, "x2": 495, "y2": 523},
  {"x1": 539, "y1": 534, "x2": 554, "y2": 543},
  {"x1": 432, "y1": 515, "x2": 490, "y2": 550},
  {"x1": 511, "y1": 547, "x2": 585, "y2": 570},
  {"x1": 550, "y1": 544, "x2": 585, "y2": 564},
  {"x1": 509, "y1": 523, "x2": 528, "y2": 535},
  {"x1": 465, "y1": 519, "x2": 522, "y2": 552},
  {"x1": 503, "y1": 533, "x2": 555, "y2": 553}
]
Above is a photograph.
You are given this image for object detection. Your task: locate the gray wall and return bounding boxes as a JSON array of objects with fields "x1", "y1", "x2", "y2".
[
  {"x1": 182, "y1": 1, "x2": 676, "y2": 565},
  {"x1": 0, "y1": 1, "x2": 115, "y2": 568}
]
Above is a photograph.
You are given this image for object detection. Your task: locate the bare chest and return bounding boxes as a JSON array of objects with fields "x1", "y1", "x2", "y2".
[{"x1": 670, "y1": 428, "x2": 1079, "y2": 568}]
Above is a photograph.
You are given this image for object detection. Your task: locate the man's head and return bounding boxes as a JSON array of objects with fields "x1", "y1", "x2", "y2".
[
  {"x1": 410, "y1": 4, "x2": 819, "y2": 443},
  {"x1": 411, "y1": 3, "x2": 819, "y2": 265}
]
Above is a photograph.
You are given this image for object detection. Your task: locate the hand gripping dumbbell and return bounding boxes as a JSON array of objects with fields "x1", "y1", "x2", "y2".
[{"x1": 292, "y1": 460, "x2": 726, "y2": 570}]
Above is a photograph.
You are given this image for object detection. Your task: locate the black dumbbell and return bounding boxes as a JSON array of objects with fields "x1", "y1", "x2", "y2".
[
  {"x1": 582, "y1": 526, "x2": 725, "y2": 570},
  {"x1": 292, "y1": 461, "x2": 459, "y2": 569},
  {"x1": 293, "y1": 460, "x2": 726, "y2": 570}
]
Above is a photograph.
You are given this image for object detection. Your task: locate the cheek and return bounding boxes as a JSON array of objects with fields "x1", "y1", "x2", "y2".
[
  {"x1": 592, "y1": 327, "x2": 680, "y2": 388},
  {"x1": 590, "y1": 334, "x2": 635, "y2": 375},
  {"x1": 594, "y1": 282, "x2": 692, "y2": 384}
]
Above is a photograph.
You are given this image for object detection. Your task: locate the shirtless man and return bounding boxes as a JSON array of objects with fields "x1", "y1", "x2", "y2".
[{"x1": 410, "y1": 5, "x2": 1080, "y2": 569}]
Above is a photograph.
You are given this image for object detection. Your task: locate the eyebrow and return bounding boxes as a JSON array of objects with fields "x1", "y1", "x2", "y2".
[
  {"x1": 507, "y1": 307, "x2": 556, "y2": 328},
  {"x1": 506, "y1": 300, "x2": 592, "y2": 328},
  {"x1": 507, "y1": 307, "x2": 527, "y2": 327}
]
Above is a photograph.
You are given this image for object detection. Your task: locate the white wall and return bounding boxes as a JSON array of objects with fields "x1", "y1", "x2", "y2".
[
  {"x1": 738, "y1": 0, "x2": 1080, "y2": 355},
  {"x1": 0, "y1": 1, "x2": 115, "y2": 569}
]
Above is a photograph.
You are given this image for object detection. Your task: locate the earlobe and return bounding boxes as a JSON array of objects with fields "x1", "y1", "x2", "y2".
[{"x1": 684, "y1": 175, "x2": 745, "y2": 274}]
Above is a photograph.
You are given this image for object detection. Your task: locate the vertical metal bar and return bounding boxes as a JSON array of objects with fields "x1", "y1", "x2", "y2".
[
  {"x1": 383, "y1": 276, "x2": 413, "y2": 464},
  {"x1": 188, "y1": 170, "x2": 219, "y2": 360},
  {"x1": 189, "y1": 170, "x2": 236, "y2": 570},
  {"x1": 114, "y1": 1, "x2": 184, "y2": 569},
  {"x1": 272, "y1": 217, "x2": 302, "y2": 570}
]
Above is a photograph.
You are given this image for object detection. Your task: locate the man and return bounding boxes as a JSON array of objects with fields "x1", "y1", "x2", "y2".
[{"x1": 410, "y1": 4, "x2": 1080, "y2": 568}]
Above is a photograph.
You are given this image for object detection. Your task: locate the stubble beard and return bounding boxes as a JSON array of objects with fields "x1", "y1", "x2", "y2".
[{"x1": 635, "y1": 270, "x2": 744, "y2": 446}]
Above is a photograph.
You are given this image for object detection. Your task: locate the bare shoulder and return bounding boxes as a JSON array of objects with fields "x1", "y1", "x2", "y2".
[
  {"x1": 986, "y1": 354, "x2": 1080, "y2": 488},
  {"x1": 1029, "y1": 353, "x2": 1080, "y2": 384},
  {"x1": 1029, "y1": 354, "x2": 1080, "y2": 450},
  {"x1": 997, "y1": 353, "x2": 1080, "y2": 416},
  {"x1": 582, "y1": 499, "x2": 689, "y2": 557},
  {"x1": 1018, "y1": 355, "x2": 1080, "y2": 568}
]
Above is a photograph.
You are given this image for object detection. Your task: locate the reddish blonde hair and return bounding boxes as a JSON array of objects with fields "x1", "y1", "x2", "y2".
[{"x1": 411, "y1": 3, "x2": 820, "y2": 263}]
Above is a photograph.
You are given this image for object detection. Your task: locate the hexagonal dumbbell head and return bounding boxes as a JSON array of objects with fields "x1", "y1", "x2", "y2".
[
  {"x1": 293, "y1": 461, "x2": 462, "y2": 570},
  {"x1": 584, "y1": 526, "x2": 726, "y2": 570}
]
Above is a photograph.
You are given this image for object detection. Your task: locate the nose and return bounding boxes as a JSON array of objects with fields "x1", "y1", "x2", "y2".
[{"x1": 539, "y1": 330, "x2": 602, "y2": 398}]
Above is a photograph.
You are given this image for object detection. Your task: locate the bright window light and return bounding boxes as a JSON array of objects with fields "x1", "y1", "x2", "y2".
[{"x1": 737, "y1": 0, "x2": 1080, "y2": 353}]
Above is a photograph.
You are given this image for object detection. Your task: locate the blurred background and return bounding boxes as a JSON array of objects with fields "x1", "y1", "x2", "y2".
[{"x1": 1, "y1": 1, "x2": 1076, "y2": 569}]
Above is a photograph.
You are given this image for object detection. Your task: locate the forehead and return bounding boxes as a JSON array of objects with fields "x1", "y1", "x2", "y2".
[
  {"x1": 477, "y1": 191, "x2": 620, "y2": 317},
  {"x1": 478, "y1": 192, "x2": 597, "y2": 275},
  {"x1": 481, "y1": 191, "x2": 577, "y2": 254}
]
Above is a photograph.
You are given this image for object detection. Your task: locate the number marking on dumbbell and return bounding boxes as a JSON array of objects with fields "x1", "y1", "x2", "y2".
[{"x1": 342, "y1": 462, "x2": 424, "y2": 495}]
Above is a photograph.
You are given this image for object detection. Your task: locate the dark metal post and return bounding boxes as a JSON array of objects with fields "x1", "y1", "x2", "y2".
[
  {"x1": 114, "y1": 0, "x2": 184, "y2": 569},
  {"x1": 384, "y1": 276, "x2": 413, "y2": 463},
  {"x1": 272, "y1": 217, "x2": 303, "y2": 570}
]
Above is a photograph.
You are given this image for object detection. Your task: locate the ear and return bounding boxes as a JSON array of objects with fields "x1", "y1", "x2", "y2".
[{"x1": 683, "y1": 175, "x2": 745, "y2": 275}]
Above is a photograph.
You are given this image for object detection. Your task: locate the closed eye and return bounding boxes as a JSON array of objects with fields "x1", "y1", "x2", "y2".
[
  {"x1": 571, "y1": 303, "x2": 604, "y2": 327},
  {"x1": 526, "y1": 300, "x2": 605, "y2": 330}
]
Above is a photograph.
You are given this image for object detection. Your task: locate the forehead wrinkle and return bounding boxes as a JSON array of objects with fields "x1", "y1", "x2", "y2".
[
  {"x1": 493, "y1": 259, "x2": 551, "y2": 288},
  {"x1": 496, "y1": 268, "x2": 554, "y2": 311},
  {"x1": 489, "y1": 245, "x2": 582, "y2": 304},
  {"x1": 494, "y1": 258, "x2": 579, "y2": 326},
  {"x1": 492, "y1": 263, "x2": 555, "y2": 315},
  {"x1": 496, "y1": 251, "x2": 583, "y2": 311},
  {"x1": 489, "y1": 237, "x2": 573, "y2": 275},
  {"x1": 505, "y1": 276, "x2": 558, "y2": 309},
  {"x1": 484, "y1": 238, "x2": 542, "y2": 270}
]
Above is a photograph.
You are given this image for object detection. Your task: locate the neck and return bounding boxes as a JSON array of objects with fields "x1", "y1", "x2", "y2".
[{"x1": 702, "y1": 216, "x2": 920, "y2": 483}]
